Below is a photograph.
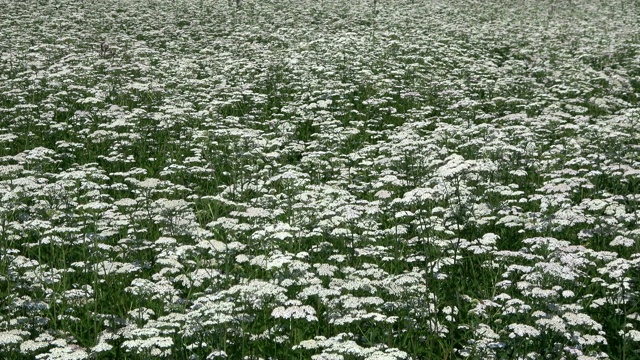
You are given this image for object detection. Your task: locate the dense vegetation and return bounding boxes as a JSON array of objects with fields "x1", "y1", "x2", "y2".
[{"x1": 0, "y1": 0, "x2": 639, "y2": 359}]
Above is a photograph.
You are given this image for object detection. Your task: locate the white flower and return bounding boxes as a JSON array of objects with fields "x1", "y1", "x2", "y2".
[
  {"x1": 609, "y1": 236, "x2": 635, "y2": 247},
  {"x1": 90, "y1": 340, "x2": 113, "y2": 353},
  {"x1": 21, "y1": 340, "x2": 49, "y2": 354},
  {"x1": 374, "y1": 190, "x2": 393, "y2": 199},
  {"x1": 315, "y1": 263, "x2": 338, "y2": 277},
  {"x1": 235, "y1": 254, "x2": 250, "y2": 263},
  {"x1": 206, "y1": 350, "x2": 228, "y2": 359},
  {"x1": 536, "y1": 316, "x2": 567, "y2": 334},
  {"x1": 271, "y1": 304, "x2": 318, "y2": 321},
  {"x1": 437, "y1": 154, "x2": 471, "y2": 178},
  {"x1": 294, "y1": 339, "x2": 320, "y2": 350},
  {"x1": 122, "y1": 336, "x2": 173, "y2": 355},
  {"x1": 312, "y1": 353, "x2": 344, "y2": 360},
  {"x1": 598, "y1": 258, "x2": 632, "y2": 279},
  {"x1": 621, "y1": 329, "x2": 640, "y2": 342},
  {"x1": 507, "y1": 323, "x2": 540, "y2": 338},
  {"x1": 35, "y1": 345, "x2": 89, "y2": 360},
  {"x1": 128, "y1": 307, "x2": 156, "y2": 321},
  {"x1": 0, "y1": 329, "x2": 29, "y2": 346},
  {"x1": 502, "y1": 299, "x2": 532, "y2": 314},
  {"x1": 563, "y1": 312, "x2": 603, "y2": 331},
  {"x1": 527, "y1": 287, "x2": 557, "y2": 299}
]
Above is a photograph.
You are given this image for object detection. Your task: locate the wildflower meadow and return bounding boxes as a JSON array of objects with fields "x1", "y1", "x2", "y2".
[{"x1": 0, "y1": 0, "x2": 639, "y2": 359}]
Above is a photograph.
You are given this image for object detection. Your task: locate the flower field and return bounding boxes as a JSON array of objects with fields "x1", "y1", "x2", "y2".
[{"x1": 0, "y1": 0, "x2": 639, "y2": 359}]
